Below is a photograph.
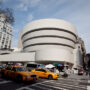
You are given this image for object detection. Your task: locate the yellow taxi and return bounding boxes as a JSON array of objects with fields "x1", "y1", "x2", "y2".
[
  {"x1": 31, "y1": 68, "x2": 59, "y2": 79},
  {"x1": 1, "y1": 65, "x2": 39, "y2": 82}
]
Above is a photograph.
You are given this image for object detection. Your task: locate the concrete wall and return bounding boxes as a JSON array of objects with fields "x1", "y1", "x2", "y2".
[
  {"x1": 35, "y1": 48, "x2": 73, "y2": 63},
  {"x1": 0, "y1": 52, "x2": 35, "y2": 62}
]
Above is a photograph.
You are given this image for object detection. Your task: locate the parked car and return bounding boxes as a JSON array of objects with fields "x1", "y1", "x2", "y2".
[
  {"x1": 1, "y1": 65, "x2": 39, "y2": 82},
  {"x1": 31, "y1": 68, "x2": 59, "y2": 80}
]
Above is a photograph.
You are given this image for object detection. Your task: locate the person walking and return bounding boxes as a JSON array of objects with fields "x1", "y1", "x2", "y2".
[
  {"x1": 88, "y1": 67, "x2": 90, "y2": 78},
  {"x1": 86, "y1": 67, "x2": 88, "y2": 76},
  {"x1": 87, "y1": 59, "x2": 90, "y2": 78}
]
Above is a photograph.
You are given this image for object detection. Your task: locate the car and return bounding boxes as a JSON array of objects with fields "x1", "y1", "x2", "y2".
[
  {"x1": 0, "y1": 64, "x2": 3, "y2": 69},
  {"x1": 1, "y1": 65, "x2": 39, "y2": 82},
  {"x1": 31, "y1": 68, "x2": 59, "y2": 80},
  {"x1": 0, "y1": 65, "x2": 3, "y2": 73},
  {"x1": 25, "y1": 63, "x2": 41, "y2": 71},
  {"x1": 0, "y1": 65, "x2": 2, "y2": 69}
]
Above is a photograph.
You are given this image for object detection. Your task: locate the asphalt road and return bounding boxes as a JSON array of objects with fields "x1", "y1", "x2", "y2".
[{"x1": 0, "y1": 74, "x2": 88, "y2": 90}]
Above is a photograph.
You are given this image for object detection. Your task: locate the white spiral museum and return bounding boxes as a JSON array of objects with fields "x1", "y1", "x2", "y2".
[
  {"x1": 21, "y1": 19, "x2": 78, "y2": 64},
  {"x1": 0, "y1": 18, "x2": 85, "y2": 68}
]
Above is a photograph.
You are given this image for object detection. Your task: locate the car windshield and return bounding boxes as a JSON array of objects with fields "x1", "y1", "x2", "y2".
[
  {"x1": 16, "y1": 67, "x2": 25, "y2": 71},
  {"x1": 46, "y1": 69, "x2": 51, "y2": 72}
]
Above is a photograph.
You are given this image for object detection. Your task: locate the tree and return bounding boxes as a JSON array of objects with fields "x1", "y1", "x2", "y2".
[
  {"x1": 4, "y1": 8, "x2": 15, "y2": 25},
  {"x1": 0, "y1": 8, "x2": 15, "y2": 25}
]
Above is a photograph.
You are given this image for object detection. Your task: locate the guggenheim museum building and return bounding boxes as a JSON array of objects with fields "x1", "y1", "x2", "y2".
[{"x1": 0, "y1": 19, "x2": 86, "y2": 68}]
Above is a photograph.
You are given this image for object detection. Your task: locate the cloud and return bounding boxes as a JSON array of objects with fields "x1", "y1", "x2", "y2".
[
  {"x1": 0, "y1": 0, "x2": 9, "y2": 3},
  {"x1": 19, "y1": 13, "x2": 34, "y2": 27},
  {"x1": 0, "y1": 0, "x2": 9, "y2": 7},
  {"x1": 27, "y1": 14, "x2": 34, "y2": 22},
  {"x1": 16, "y1": 3, "x2": 28, "y2": 11},
  {"x1": 16, "y1": 0, "x2": 41, "y2": 11},
  {"x1": 0, "y1": 0, "x2": 10, "y2": 5}
]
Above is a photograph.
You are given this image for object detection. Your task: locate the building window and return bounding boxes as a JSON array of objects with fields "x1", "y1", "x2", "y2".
[
  {"x1": 6, "y1": 40, "x2": 8, "y2": 44},
  {"x1": 0, "y1": 32, "x2": 2, "y2": 40},
  {"x1": 9, "y1": 40, "x2": 11, "y2": 48},
  {"x1": 78, "y1": 46, "x2": 80, "y2": 48},
  {"x1": 5, "y1": 45, "x2": 7, "y2": 49},
  {"x1": 3, "y1": 29, "x2": 6, "y2": 32},
  {"x1": 1, "y1": 45, "x2": 3, "y2": 48}
]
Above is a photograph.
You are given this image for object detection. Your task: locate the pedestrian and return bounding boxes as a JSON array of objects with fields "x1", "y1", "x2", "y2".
[
  {"x1": 86, "y1": 68, "x2": 88, "y2": 76},
  {"x1": 54, "y1": 68, "x2": 59, "y2": 74},
  {"x1": 88, "y1": 67, "x2": 90, "y2": 78},
  {"x1": 70, "y1": 68, "x2": 74, "y2": 74}
]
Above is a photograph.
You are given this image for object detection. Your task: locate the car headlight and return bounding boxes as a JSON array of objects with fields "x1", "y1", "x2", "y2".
[{"x1": 53, "y1": 74, "x2": 57, "y2": 76}]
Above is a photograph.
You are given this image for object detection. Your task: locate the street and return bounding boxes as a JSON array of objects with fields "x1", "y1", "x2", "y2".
[{"x1": 0, "y1": 74, "x2": 89, "y2": 90}]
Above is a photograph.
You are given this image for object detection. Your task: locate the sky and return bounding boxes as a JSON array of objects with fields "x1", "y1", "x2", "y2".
[{"x1": 0, "y1": 0, "x2": 90, "y2": 53}]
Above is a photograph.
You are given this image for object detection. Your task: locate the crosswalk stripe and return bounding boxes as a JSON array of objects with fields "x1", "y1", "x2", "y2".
[
  {"x1": 37, "y1": 83, "x2": 68, "y2": 90},
  {"x1": 30, "y1": 78, "x2": 87, "y2": 90},
  {"x1": 45, "y1": 80, "x2": 86, "y2": 89},
  {"x1": 58, "y1": 77, "x2": 82, "y2": 81},
  {"x1": 16, "y1": 87, "x2": 35, "y2": 90},
  {"x1": 16, "y1": 80, "x2": 50, "y2": 90},
  {"x1": 87, "y1": 86, "x2": 90, "y2": 90},
  {"x1": 54, "y1": 80, "x2": 86, "y2": 86},
  {"x1": 54, "y1": 80, "x2": 87, "y2": 87},
  {"x1": 88, "y1": 80, "x2": 90, "y2": 83},
  {"x1": 58, "y1": 78, "x2": 87, "y2": 82},
  {"x1": 0, "y1": 80, "x2": 12, "y2": 84},
  {"x1": 87, "y1": 80, "x2": 90, "y2": 90},
  {"x1": 31, "y1": 85, "x2": 52, "y2": 90},
  {"x1": 59, "y1": 77, "x2": 86, "y2": 80},
  {"x1": 31, "y1": 80, "x2": 53, "y2": 86}
]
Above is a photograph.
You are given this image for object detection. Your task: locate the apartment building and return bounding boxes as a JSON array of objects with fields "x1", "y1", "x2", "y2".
[{"x1": 0, "y1": 14, "x2": 13, "y2": 54}]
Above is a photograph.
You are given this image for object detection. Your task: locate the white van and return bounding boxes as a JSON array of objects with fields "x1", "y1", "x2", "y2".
[{"x1": 25, "y1": 62, "x2": 41, "y2": 71}]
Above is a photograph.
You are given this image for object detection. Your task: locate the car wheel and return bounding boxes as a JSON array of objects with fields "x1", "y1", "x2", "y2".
[
  {"x1": 33, "y1": 77, "x2": 37, "y2": 82},
  {"x1": 6, "y1": 75, "x2": 9, "y2": 80},
  {"x1": 48, "y1": 75, "x2": 53, "y2": 80},
  {"x1": 17, "y1": 75, "x2": 23, "y2": 82},
  {"x1": 1, "y1": 72, "x2": 5, "y2": 78}
]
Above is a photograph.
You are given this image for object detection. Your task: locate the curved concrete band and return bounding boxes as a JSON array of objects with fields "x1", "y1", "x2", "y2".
[{"x1": 21, "y1": 19, "x2": 77, "y2": 64}]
